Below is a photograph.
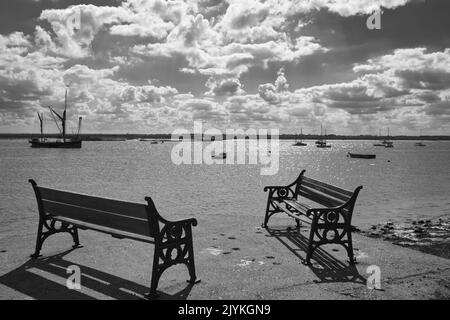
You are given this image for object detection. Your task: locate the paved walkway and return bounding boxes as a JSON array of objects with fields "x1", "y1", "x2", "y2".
[{"x1": 0, "y1": 215, "x2": 449, "y2": 299}]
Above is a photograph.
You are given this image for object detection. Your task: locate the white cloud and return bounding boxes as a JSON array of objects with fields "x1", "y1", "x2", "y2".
[
  {"x1": 289, "y1": 0, "x2": 413, "y2": 17},
  {"x1": 1, "y1": 0, "x2": 449, "y2": 134}
]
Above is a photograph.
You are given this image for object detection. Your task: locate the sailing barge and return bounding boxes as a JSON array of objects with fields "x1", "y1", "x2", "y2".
[{"x1": 29, "y1": 89, "x2": 82, "y2": 149}]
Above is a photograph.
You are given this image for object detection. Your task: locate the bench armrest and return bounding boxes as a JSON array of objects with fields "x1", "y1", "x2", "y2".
[
  {"x1": 264, "y1": 185, "x2": 296, "y2": 199},
  {"x1": 264, "y1": 185, "x2": 288, "y2": 192},
  {"x1": 307, "y1": 206, "x2": 351, "y2": 226},
  {"x1": 155, "y1": 217, "x2": 198, "y2": 246},
  {"x1": 264, "y1": 170, "x2": 306, "y2": 196},
  {"x1": 170, "y1": 218, "x2": 198, "y2": 227}
]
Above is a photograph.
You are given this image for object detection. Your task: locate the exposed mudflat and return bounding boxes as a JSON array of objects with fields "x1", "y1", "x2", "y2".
[{"x1": 359, "y1": 217, "x2": 450, "y2": 259}]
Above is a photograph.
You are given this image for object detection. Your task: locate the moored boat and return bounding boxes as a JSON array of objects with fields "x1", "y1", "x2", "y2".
[
  {"x1": 212, "y1": 152, "x2": 227, "y2": 159},
  {"x1": 383, "y1": 128, "x2": 394, "y2": 148},
  {"x1": 373, "y1": 129, "x2": 384, "y2": 146},
  {"x1": 29, "y1": 89, "x2": 82, "y2": 149},
  {"x1": 316, "y1": 126, "x2": 331, "y2": 148},
  {"x1": 293, "y1": 128, "x2": 307, "y2": 146},
  {"x1": 415, "y1": 131, "x2": 426, "y2": 146},
  {"x1": 30, "y1": 138, "x2": 82, "y2": 148},
  {"x1": 316, "y1": 141, "x2": 331, "y2": 148},
  {"x1": 348, "y1": 152, "x2": 376, "y2": 159},
  {"x1": 374, "y1": 128, "x2": 394, "y2": 148}
]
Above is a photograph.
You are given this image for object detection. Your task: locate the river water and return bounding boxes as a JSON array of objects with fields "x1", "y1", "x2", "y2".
[{"x1": 1, "y1": 139, "x2": 449, "y2": 231}]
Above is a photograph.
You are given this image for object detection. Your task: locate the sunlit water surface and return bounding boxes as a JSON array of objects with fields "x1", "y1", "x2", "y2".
[{"x1": 1, "y1": 139, "x2": 449, "y2": 231}]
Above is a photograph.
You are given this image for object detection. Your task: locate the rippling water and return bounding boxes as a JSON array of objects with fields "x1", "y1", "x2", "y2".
[{"x1": 1, "y1": 139, "x2": 449, "y2": 230}]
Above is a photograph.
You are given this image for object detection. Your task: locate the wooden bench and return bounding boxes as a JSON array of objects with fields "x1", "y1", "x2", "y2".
[
  {"x1": 263, "y1": 170, "x2": 362, "y2": 265},
  {"x1": 29, "y1": 179, "x2": 200, "y2": 298}
]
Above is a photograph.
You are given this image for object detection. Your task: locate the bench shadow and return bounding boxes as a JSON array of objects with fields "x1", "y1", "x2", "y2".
[
  {"x1": 0, "y1": 249, "x2": 193, "y2": 300},
  {"x1": 266, "y1": 226, "x2": 366, "y2": 284}
]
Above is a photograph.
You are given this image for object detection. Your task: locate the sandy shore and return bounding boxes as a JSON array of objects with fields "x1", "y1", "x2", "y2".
[{"x1": 0, "y1": 214, "x2": 449, "y2": 300}]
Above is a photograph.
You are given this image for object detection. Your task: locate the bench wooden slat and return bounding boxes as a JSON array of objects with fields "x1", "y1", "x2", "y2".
[
  {"x1": 52, "y1": 216, "x2": 155, "y2": 244},
  {"x1": 284, "y1": 199, "x2": 311, "y2": 214},
  {"x1": 38, "y1": 187, "x2": 147, "y2": 220},
  {"x1": 301, "y1": 176, "x2": 353, "y2": 197},
  {"x1": 298, "y1": 191, "x2": 335, "y2": 208},
  {"x1": 301, "y1": 180, "x2": 351, "y2": 202},
  {"x1": 299, "y1": 186, "x2": 345, "y2": 207},
  {"x1": 29, "y1": 179, "x2": 200, "y2": 297},
  {"x1": 274, "y1": 201, "x2": 304, "y2": 220},
  {"x1": 42, "y1": 200, "x2": 154, "y2": 238},
  {"x1": 263, "y1": 172, "x2": 362, "y2": 265}
]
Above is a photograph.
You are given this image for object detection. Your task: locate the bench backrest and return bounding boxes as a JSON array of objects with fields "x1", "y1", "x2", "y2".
[
  {"x1": 33, "y1": 185, "x2": 157, "y2": 238},
  {"x1": 296, "y1": 176, "x2": 358, "y2": 209}
]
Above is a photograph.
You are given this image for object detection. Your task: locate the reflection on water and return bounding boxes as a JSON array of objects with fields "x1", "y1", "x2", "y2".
[{"x1": 1, "y1": 139, "x2": 449, "y2": 230}]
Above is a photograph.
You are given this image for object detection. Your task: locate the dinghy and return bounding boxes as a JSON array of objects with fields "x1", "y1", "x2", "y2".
[{"x1": 348, "y1": 152, "x2": 376, "y2": 159}]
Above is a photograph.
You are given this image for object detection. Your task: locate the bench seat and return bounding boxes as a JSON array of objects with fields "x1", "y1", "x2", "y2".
[
  {"x1": 51, "y1": 216, "x2": 156, "y2": 244},
  {"x1": 263, "y1": 170, "x2": 362, "y2": 265},
  {"x1": 29, "y1": 179, "x2": 200, "y2": 298}
]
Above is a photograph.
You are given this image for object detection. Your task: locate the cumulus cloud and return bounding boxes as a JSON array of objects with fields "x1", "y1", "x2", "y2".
[
  {"x1": 0, "y1": 32, "x2": 66, "y2": 116},
  {"x1": 258, "y1": 68, "x2": 290, "y2": 104},
  {"x1": 205, "y1": 76, "x2": 243, "y2": 96},
  {"x1": 289, "y1": 0, "x2": 413, "y2": 17},
  {"x1": 39, "y1": 5, "x2": 129, "y2": 58},
  {"x1": 0, "y1": 0, "x2": 449, "y2": 134}
]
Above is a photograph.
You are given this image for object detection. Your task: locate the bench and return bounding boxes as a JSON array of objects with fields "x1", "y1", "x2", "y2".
[
  {"x1": 29, "y1": 179, "x2": 200, "y2": 298},
  {"x1": 263, "y1": 170, "x2": 362, "y2": 265}
]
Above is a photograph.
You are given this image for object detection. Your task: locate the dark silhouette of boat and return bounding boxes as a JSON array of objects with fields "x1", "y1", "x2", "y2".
[
  {"x1": 373, "y1": 129, "x2": 384, "y2": 146},
  {"x1": 293, "y1": 128, "x2": 307, "y2": 146},
  {"x1": 348, "y1": 152, "x2": 376, "y2": 159},
  {"x1": 415, "y1": 131, "x2": 426, "y2": 146},
  {"x1": 383, "y1": 128, "x2": 394, "y2": 148},
  {"x1": 316, "y1": 141, "x2": 331, "y2": 148},
  {"x1": 374, "y1": 128, "x2": 394, "y2": 148},
  {"x1": 29, "y1": 89, "x2": 82, "y2": 149},
  {"x1": 212, "y1": 152, "x2": 227, "y2": 159},
  {"x1": 316, "y1": 125, "x2": 331, "y2": 148},
  {"x1": 30, "y1": 138, "x2": 82, "y2": 148}
]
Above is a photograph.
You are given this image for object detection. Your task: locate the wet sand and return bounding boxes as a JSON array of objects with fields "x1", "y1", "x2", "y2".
[{"x1": 359, "y1": 217, "x2": 450, "y2": 259}]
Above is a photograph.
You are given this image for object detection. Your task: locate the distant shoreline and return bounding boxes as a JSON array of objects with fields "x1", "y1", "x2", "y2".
[{"x1": 1, "y1": 133, "x2": 450, "y2": 141}]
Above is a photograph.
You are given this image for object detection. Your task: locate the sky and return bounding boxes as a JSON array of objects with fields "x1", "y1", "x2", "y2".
[{"x1": 0, "y1": 0, "x2": 449, "y2": 135}]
